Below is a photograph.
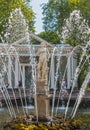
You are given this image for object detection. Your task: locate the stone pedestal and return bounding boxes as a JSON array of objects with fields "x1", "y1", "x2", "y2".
[{"x1": 34, "y1": 80, "x2": 50, "y2": 119}]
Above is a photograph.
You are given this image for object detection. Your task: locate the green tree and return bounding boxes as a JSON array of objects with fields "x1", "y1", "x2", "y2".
[
  {"x1": 42, "y1": 0, "x2": 90, "y2": 35},
  {"x1": 42, "y1": 0, "x2": 71, "y2": 34},
  {"x1": 32, "y1": 30, "x2": 60, "y2": 44},
  {"x1": 0, "y1": 0, "x2": 35, "y2": 39},
  {"x1": 61, "y1": 10, "x2": 90, "y2": 46},
  {"x1": 4, "y1": 8, "x2": 31, "y2": 43},
  {"x1": 68, "y1": 0, "x2": 90, "y2": 26}
]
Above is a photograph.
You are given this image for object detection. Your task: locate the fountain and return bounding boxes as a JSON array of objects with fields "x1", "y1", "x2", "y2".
[{"x1": 0, "y1": 8, "x2": 90, "y2": 130}]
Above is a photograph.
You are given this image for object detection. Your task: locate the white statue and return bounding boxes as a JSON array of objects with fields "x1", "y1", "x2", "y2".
[{"x1": 37, "y1": 42, "x2": 50, "y2": 80}]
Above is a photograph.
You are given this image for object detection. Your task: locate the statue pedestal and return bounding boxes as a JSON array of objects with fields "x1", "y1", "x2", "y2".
[{"x1": 34, "y1": 80, "x2": 50, "y2": 120}]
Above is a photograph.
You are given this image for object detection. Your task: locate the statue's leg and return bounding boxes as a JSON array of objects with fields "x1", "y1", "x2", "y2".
[
  {"x1": 37, "y1": 60, "x2": 43, "y2": 79},
  {"x1": 41, "y1": 60, "x2": 48, "y2": 80}
]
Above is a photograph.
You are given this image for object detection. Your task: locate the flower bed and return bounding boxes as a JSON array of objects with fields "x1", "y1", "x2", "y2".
[{"x1": 3, "y1": 115, "x2": 82, "y2": 130}]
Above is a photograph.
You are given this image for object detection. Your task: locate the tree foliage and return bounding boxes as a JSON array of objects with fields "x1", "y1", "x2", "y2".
[
  {"x1": 61, "y1": 10, "x2": 90, "y2": 46},
  {"x1": 38, "y1": 30, "x2": 60, "y2": 44},
  {"x1": 68, "y1": 0, "x2": 90, "y2": 25},
  {"x1": 4, "y1": 8, "x2": 31, "y2": 43},
  {"x1": 42, "y1": 0, "x2": 71, "y2": 34},
  {"x1": 0, "y1": 0, "x2": 35, "y2": 38},
  {"x1": 42, "y1": 0, "x2": 90, "y2": 35},
  {"x1": 32, "y1": 30, "x2": 60, "y2": 44}
]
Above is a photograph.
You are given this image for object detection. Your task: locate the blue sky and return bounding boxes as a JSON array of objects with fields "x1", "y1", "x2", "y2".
[{"x1": 30, "y1": 0, "x2": 48, "y2": 34}]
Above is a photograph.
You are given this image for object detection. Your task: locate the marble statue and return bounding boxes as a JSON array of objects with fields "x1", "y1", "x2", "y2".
[{"x1": 37, "y1": 42, "x2": 50, "y2": 80}]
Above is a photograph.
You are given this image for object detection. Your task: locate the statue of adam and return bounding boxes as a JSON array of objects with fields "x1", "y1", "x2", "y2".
[{"x1": 37, "y1": 42, "x2": 50, "y2": 81}]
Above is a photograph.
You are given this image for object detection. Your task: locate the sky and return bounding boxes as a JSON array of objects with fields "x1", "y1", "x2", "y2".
[{"x1": 30, "y1": 0, "x2": 48, "y2": 34}]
